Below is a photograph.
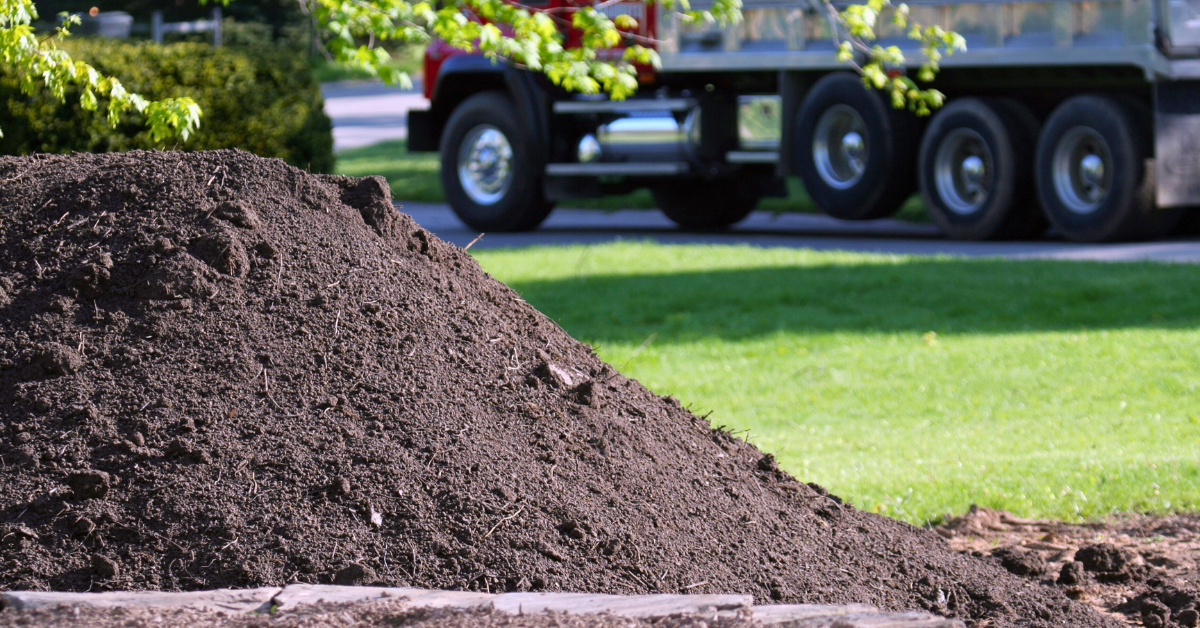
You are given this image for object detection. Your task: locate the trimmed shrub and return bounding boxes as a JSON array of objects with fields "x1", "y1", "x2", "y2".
[{"x1": 0, "y1": 39, "x2": 333, "y2": 173}]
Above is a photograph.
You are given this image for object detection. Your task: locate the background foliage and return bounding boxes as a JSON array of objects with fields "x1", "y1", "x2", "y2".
[{"x1": 0, "y1": 38, "x2": 333, "y2": 172}]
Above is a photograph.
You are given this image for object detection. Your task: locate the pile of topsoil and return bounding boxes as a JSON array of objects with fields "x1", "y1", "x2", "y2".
[{"x1": 0, "y1": 150, "x2": 1117, "y2": 628}]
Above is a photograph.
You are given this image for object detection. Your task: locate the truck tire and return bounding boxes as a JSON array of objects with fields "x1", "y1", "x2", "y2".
[
  {"x1": 652, "y1": 180, "x2": 759, "y2": 231},
  {"x1": 795, "y1": 72, "x2": 919, "y2": 221},
  {"x1": 439, "y1": 91, "x2": 553, "y2": 232},
  {"x1": 918, "y1": 98, "x2": 1045, "y2": 240},
  {"x1": 1034, "y1": 95, "x2": 1179, "y2": 242}
]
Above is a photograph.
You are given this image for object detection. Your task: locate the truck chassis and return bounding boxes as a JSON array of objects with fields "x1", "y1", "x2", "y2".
[{"x1": 409, "y1": 0, "x2": 1200, "y2": 242}]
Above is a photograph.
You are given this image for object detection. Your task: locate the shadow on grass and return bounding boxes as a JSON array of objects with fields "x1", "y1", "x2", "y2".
[{"x1": 503, "y1": 258, "x2": 1200, "y2": 342}]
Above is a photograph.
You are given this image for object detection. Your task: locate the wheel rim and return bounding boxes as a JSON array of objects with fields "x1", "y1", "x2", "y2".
[
  {"x1": 813, "y1": 104, "x2": 868, "y2": 190},
  {"x1": 457, "y1": 124, "x2": 513, "y2": 206},
  {"x1": 934, "y1": 128, "x2": 993, "y2": 215},
  {"x1": 1051, "y1": 126, "x2": 1112, "y2": 215}
]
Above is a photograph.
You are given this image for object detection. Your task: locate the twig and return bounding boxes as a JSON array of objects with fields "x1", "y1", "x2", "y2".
[
  {"x1": 611, "y1": 332, "x2": 657, "y2": 376},
  {"x1": 333, "y1": 311, "x2": 341, "y2": 337},
  {"x1": 464, "y1": 233, "x2": 486, "y2": 250},
  {"x1": 484, "y1": 507, "x2": 524, "y2": 538}
]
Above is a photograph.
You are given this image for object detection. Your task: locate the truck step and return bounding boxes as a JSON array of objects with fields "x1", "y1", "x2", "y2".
[{"x1": 546, "y1": 162, "x2": 691, "y2": 176}]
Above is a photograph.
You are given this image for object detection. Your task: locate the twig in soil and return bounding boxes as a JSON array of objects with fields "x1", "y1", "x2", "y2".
[
  {"x1": 333, "y1": 311, "x2": 341, "y2": 337},
  {"x1": 464, "y1": 233, "x2": 485, "y2": 250},
  {"x1": 681, "y1": 581, "x2": 708, "y2": 590},
  {"x1": 484, "y1": 507, "x2": 524, "y2": 538}
]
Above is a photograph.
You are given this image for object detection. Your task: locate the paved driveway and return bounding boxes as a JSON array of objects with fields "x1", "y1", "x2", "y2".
[
  {"x1": 322, "y1": 81, "x2": 429, "y2": 152},
  {"x1": 400, "y1": 201, "x2": 1200, "y2": 262}
]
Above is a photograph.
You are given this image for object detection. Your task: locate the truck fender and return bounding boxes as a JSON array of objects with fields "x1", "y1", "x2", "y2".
[{"x1": 409, "y1": 55, "x2": 549, "y2": 161}]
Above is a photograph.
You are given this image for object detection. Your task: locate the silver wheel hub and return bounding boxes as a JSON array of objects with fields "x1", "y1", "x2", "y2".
[
  {"x1": 813, "y1": 105, "x2": 868, "y2": 190},
  {"x1": 933, "y1": 128, "x2": 993, "y2": 215},
  {"x1": 1052, "y1": 127, "x2": 1112, "y2": 215},
  {"x1": 457, "y1": 125, "x2": 513, "y2": 205}
]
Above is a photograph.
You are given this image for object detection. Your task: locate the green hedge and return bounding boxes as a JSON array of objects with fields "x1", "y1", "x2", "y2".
[{"x1": 0, "y1": 39, "x2": 333, "y2": 173}]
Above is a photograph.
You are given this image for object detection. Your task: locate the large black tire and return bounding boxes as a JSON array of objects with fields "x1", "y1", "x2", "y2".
[
  {"x1": 795, "y1": 72, "x2": 920, "y2": 220},
  {"x1": 652, "y1": 180, "x2": 759, "y2": 231},
  {"x1": 1034, "y1": 95, "x2": 1180, "y2": 242},
  {"x1": 439, "y1": 91, "x2": 553, "y2": 232},
  {"x1": 918, "y1": 98, "x2": 1046, "y2": 240}
]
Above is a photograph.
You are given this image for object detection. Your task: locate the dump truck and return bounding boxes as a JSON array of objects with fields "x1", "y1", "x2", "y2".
[{"x1": 407, "y1": 0, "x2": 1200, "y2": 241}]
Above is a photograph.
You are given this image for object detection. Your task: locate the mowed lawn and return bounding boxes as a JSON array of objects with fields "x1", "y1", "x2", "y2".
[{"x1": 472, "y1": 242, "x2": 1200, "y2": 524}]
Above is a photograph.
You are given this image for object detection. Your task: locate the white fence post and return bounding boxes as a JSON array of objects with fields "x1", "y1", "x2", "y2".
[
  {"x1": 212, "y1": 6, "x2": 222, "y2": 46},
  {"x1": 151, "y1": 10, "x2": 163, "y2": 43}
]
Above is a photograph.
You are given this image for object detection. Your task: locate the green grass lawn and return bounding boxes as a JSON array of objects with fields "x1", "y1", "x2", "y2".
[
  {"x1": 334, "y1": 139, "x2": 929, "y2": 219},
  {"x1": 472, "y1": 242, "x2": 1200, "y2": 524}
]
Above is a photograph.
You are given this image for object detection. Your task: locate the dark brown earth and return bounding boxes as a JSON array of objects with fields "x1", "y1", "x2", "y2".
[
  {"x1": 0, "y1": 150, "x2": 1117, "y2": 628},
  {"x1": 937, "y1": 506, "x2": 1200, "y2": 627},
  {"x1": 0, "y1": 600, "x2": 746, "y2": 628}
]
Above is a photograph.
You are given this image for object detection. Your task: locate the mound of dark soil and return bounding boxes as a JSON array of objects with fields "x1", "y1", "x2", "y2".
[{"x1": 0, "y1": 150, "x2": 1115, "y2": 628}]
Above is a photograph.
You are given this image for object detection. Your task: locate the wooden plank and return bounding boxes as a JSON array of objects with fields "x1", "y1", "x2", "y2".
[
  {"x1": 271, "y1": 584, "x2": 496, "y2": 612},
  {"x1": 752, "y1": 604, "x2": 878, "y2": 624},
  {"x1": 0, "y1": 588, "x2": 279, "y2": 614},
  {"x1": 491, "y1": 592, "x2": 753, "y2": 618}
]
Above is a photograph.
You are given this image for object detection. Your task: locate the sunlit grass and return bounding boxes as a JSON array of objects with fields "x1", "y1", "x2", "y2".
[{"x1": 473, "y1": 242, "x2": 1200, "y2": 523}]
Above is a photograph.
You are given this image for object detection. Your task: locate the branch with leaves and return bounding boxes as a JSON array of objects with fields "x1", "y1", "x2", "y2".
[
  {"x1": 1, "y1": 0, "x2": 959, "y2": 142},
  {"x1": 0, "y1": 0, "x2": 201, "y2": 140},
  {"x1": 302, "y1": 0, "x2": 740, "y2": 100},
  {"x1": 824, "y1": 0, "x2": 965, "y2": 115}
]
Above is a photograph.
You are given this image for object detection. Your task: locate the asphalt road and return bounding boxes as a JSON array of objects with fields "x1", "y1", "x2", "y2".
[
  {"x1": 321, "y1": 82, "x2": 1200, "y2": 262},
  {"x1": 322, "y1": 81, "x2": 429, "y2": 152},
  {"x1": 400, "y1": 201, "x2": 1200, "y2": 262}
]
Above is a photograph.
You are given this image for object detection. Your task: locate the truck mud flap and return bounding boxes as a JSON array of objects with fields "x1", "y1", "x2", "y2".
[
  {"x1": 1155, "y1": 81, "x2": 1200, "y2": 207},
  {"x1": 407, "y1": 109, "x2": 437, "y2": 152}
]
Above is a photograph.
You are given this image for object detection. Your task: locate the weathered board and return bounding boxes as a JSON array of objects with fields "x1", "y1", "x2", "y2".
[{"x1": 0, "y1": 586, "x2": 964, "y2": 628}]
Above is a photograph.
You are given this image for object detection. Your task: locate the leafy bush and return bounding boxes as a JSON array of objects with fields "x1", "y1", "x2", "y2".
[{"x1": 0, "y1": 39, "x2": 333, "y2": 173}]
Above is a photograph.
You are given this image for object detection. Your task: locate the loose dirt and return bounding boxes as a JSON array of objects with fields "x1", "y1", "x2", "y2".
[
  {"x1": 0, "y1": 150, "x2": 1117, "y2": 628},
  {"x1": 937, "y1": 506, "x2": 1200, "y2": 627}
]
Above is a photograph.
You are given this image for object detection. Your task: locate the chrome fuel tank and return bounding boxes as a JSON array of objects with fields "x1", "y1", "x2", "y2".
[{"x1": 594, "y1": 111, "x2": 699, "y2": 162}]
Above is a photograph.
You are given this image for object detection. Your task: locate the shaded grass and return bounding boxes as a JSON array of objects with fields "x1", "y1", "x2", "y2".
[
  {"x1": 334, "y1": 139, "x2": 929, "y2": 220},
  {"x1": 472, "y1": 242, "x2": 1200, "y2": 523}
]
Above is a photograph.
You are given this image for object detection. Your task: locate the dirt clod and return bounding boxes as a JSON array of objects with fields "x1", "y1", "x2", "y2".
[
  {"x1": 29, "y1": 343, "x2": 83, "y2": 378},
  {"x1": 1058, "y1": 561, "x2": 1086, "y2": 585},
  {"x1": 66, "y1": 470, "x2": 111, "y2": 500},
  {"x1": 0, "y1": 150, "x2": 1115, "y2": 628},
  {"x1": 1077, "y1": 543, "x2": 1131, "y2": 574},
  {"x1": 91, "y1": 554, "x2": 120, "y2": 578},
  {"x1": 334, "y1": 563, "x2": 376, "y2": 586},
  {"x1": 990, "y1": 546, "x2": 1047, "y2": 577},
  {"x1": 214, "y1": 200, "x2": 262, "y2": 230}
]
